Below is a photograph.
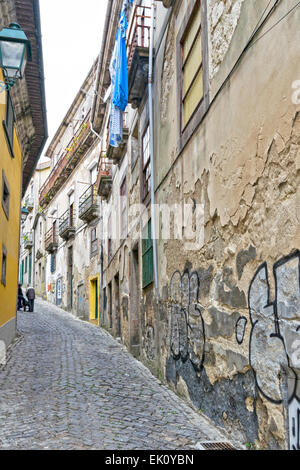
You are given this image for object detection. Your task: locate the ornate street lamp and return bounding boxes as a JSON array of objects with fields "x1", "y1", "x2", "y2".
[{"x1": 0, "y1": 23, "x2": 31, "y2": 91}]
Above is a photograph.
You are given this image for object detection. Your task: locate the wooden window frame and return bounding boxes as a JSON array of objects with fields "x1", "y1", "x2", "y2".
[
  {"x1": 1, "y1": 244, "x2": 7, "y2": 286},
  {"x1": 1, "y1": 170, "x2": 10, "y2": 220},
  {"x1": 69, "y1": 203, "x2": 74, "y2": 227},
  {"x1": 2, "y1": 91, "x2": 15, "y2": 158},
  {"x1": 90, "y1": 227, "x2": 98, "y2": 258},
  {"x1": 176, "y1": 0, "x2": 209, "y2": 152}
]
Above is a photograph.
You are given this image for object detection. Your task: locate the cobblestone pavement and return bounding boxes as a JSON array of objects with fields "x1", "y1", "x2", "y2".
[{"x1": 0, "y1": 298, "x2": 236, "y2": 450}]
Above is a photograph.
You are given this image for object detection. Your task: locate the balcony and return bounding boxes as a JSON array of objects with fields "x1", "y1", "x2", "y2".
[
  {"x1": 24, "y1": 232, "x2": 33, "y2": 250},
  {"x1": 127, "y1": 5, "x2": 151, "y2": 109},
  {"x1": 36, "y1": 248, "x2": 43, "y2": 260},
  {"x1": 97, "y1": 155, "x2": 113, "y2": 200},
  {"x1": 25, "y1": 195, "x2": 34, "y2": 212},
  {"x1": 78, "y1": 184, "x2": 99, "y2": 223},
  {"x1": 106, "y1": 113, "x2": 129, "y2": 163},
  {"x1": 39, "y1": 115, "x2": 95, "y2": 208},
  {"x1": 45, "y1": 227, "x2": 58, "y2": 253},
  {"x1": 59, "y1": 209, "x2": 76, "y2": 241}
]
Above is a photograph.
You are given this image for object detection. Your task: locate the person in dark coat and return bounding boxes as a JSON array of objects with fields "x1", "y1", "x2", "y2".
[
  {"x1": 17, "y1": 284, "x2": 25, "y2": 310},
  {"x1": 26, "y1": 286, "x2": 35, "y2": 312}
]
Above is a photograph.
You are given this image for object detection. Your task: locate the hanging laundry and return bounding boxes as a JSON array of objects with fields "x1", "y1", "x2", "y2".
[{"x1": 109, "y1": 0, "x2": 133, "y2": 148}]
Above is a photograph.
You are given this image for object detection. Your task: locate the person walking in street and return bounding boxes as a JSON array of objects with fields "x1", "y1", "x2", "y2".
[
  {"x1": 17, "y1": 284, "x2": 25, "y2": 310},
  {"x1": 26, "y1": 286, "x2": 35, "y2": 313}
]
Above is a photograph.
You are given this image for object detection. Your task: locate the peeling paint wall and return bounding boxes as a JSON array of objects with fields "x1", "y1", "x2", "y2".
[
  {"x1": 148, "y1": 0, "x2": 300, "y2": 449},
  {"x1": 207, "y1": 0, "x2": 244, "y2": 79}
]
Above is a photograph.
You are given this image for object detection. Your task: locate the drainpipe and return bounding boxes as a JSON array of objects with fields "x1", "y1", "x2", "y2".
[{"x1": 148, "y1": 1, "x2": 159, "y2": 305}]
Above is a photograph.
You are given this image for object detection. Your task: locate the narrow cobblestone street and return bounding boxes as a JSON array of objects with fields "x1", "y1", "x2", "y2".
[{"x1": 0, "y1": 298, "x2": 235, "y2": 451}]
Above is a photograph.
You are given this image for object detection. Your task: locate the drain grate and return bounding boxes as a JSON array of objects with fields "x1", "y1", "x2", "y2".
[{"x1": 195, "y1": 441, "x2": 236, "y2": 450}]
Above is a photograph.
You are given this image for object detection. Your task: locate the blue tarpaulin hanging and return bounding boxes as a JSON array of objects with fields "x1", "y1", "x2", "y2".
[{"x1": 109, "y1": 0, "x2": 133, "y2": 148}]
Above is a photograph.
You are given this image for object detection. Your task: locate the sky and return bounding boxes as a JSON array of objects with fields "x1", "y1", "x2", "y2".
[{"x1": 39, "y1": 0, "x2": 108, "y2": 159}]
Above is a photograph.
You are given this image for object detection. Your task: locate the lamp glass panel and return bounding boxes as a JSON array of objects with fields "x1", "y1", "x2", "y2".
[
  {"x1": 0, "y1": 41, "x2": 25, "y2": 77},
  {"x1": 20, "y1": 47, "x2": 27, "y2": 77}
]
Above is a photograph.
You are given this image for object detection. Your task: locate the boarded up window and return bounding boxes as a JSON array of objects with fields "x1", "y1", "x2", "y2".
[{"x1": 181, "y1": 1, "x2": 203, "y2": 127}]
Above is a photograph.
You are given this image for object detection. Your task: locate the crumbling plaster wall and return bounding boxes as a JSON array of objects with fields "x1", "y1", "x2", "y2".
[
  {"x1": 207, "y1": 0, "x2": 245, "y2": 79},
  {"x1": 152, "y1": 0, "x2": 300, "y2": 449}
]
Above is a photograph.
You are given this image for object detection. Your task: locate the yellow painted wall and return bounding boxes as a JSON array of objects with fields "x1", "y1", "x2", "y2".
[
  {"x1": 0, "y1": 69, "x2": 22, "y2": 329},
  {"x1": 89, "y1": 275, "x2": 100, "y2": 325}
]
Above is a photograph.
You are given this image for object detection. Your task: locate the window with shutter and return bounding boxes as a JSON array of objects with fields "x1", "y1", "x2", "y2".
[
  {"x1": 91, "y1": 227, "x2": 98, "y2": 258},
  {"x1": 50, "y1": 253, "x2": 56, "y2": 273},
  {"x1": 142, "y1": 220, "x2": 153, "y2": 288},
  {"x1": 177, "y1": 0, "x2": 209, "y2": 150}
]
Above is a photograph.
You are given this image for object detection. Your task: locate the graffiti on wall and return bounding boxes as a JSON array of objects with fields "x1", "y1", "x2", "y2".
[
  {"x1": 56, "y1": 278, "x2": 62, "y2": 306},
  {"x1": 168, "y1": 251, "x2": 300, "y2": 449},
  {"x1": 238, "y1": 251, "x2": 300, "y2": 450},
  {"x1": 169, "y1": 270, "x2": 205, "y2": 372}
]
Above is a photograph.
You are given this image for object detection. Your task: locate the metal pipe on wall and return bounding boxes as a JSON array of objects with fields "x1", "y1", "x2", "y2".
[{"x1": 148, "y1": 1, "x2": 159, "y2": 304}]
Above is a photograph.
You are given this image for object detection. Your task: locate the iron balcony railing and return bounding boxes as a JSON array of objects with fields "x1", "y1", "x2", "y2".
[
  {"x1": 97, "y1": 155, "x2": 113, "y2": 198},
  {"x1": 127, "y1": 5, "x2": 151, "y2": 69},
  {"x1": 39, "y1": 114, "x2": 91, "y2": 206},
  {"x1": 78, "y1": 184, "x2": 98, "y2": 219},
  {"x1": 23, "y1": 231, "x2": 33, "y2": 248},
  {"x1": 45, "y1": 226, "x2": 58, "y2": 251},
  {"x1": 59, "y1": 208, "x2": 75, "y2": 236}
]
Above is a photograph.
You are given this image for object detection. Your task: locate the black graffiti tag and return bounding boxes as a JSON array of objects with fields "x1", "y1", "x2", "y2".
[{"x1": 169, "y1": 271, "x2": 205, "y2": 371}]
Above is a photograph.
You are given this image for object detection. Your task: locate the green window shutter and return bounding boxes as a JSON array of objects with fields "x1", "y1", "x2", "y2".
[
  {"x1": 28, "y1": 253, "x2": 32, "y2": 285},
  {"x1": 50, "y1": 253, "x2": 56, "y2": 273},
  {"x1": 142, "y1": 220, "x2": 153, "y2": 288},
  {"x1": 21, "y1": 260, "x2": 24, "y2": 284}
]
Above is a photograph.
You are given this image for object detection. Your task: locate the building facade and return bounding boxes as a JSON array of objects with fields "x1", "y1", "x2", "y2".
[
  {"x1": 91, "y1": 0, "x2": 300, "y2": 450},
  {"x1": 26, "y1": 0, "x2": 300, "y2": 450},
  {"x1": 37, "y1": 61, "x2": 102, "y2": 322},
  {"x1": 20, "y1": 159, "x2": 50, "y2": 297},
  {"x1": 0, "y1": 0, "x2": 47, "y2": 348}
]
